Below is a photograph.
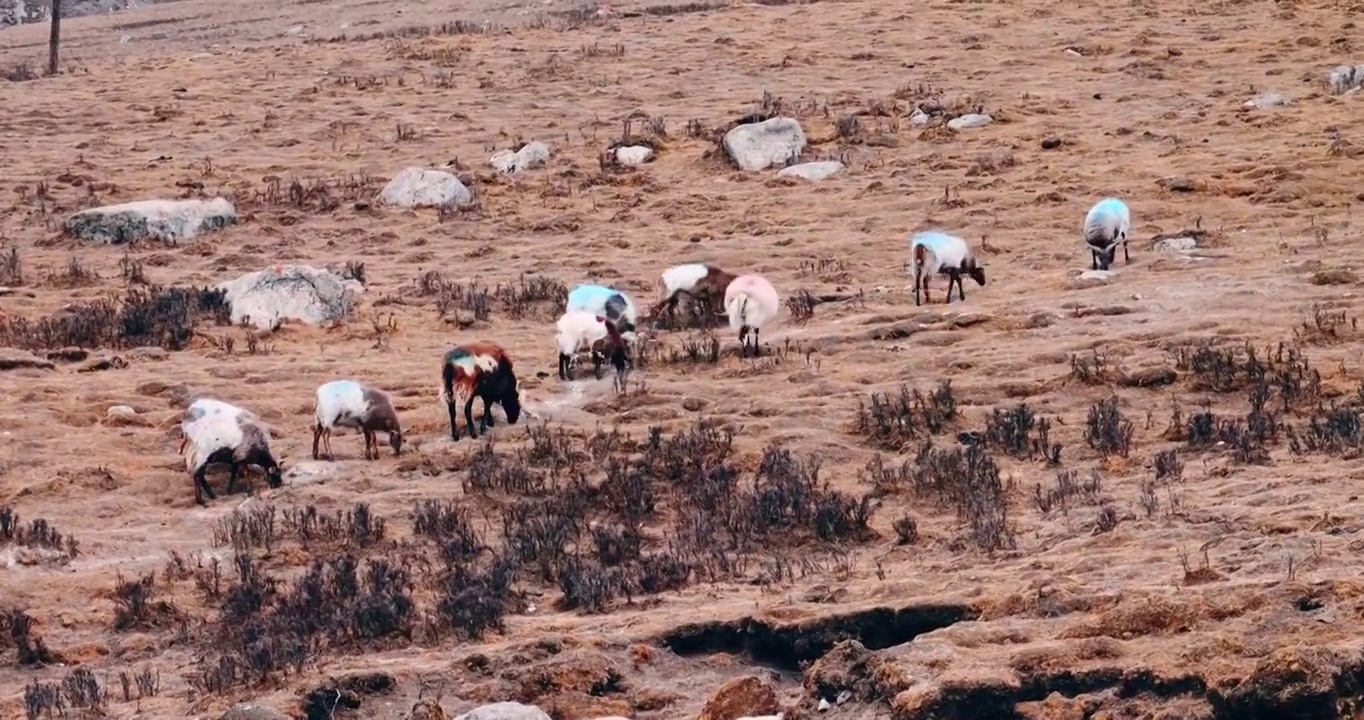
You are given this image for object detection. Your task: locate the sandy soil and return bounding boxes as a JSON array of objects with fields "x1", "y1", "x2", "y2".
[{"x1": 3, "y1": 0, "x2": 1364, "y2": 718}]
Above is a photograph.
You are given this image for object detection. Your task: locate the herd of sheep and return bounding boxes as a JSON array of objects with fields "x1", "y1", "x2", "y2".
[{"x1": 178, "y1": 197, "x2": 1132, "y2": 505}]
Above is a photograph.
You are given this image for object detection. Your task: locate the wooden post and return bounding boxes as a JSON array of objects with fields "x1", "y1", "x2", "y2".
[{"x1": 47, "y1": 0, "x2": 62, "y2": 76}]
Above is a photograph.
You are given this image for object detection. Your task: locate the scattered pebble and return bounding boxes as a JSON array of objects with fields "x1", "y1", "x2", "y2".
[{"x1": 1041, "y1": 136, "x2": 1062, "y2": 150}]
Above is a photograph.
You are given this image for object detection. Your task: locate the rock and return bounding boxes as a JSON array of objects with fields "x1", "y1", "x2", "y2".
[
  {"x1": 378, "y1": 167, "x2": 473, "y2": 208},
  {"x1": 221, "y1": 703, "x2": 289, "y2": 720},
  {"x1": 698, "y1": 676, "x2": 780, "y2": 720},
  {"x1": 613, "y1": 145, "x2": 654, "y2": 166},
  {"x1": 491, "y1": 141, "x2": 551, "y2": 173},
  {"x1": 1326, "y1": 64, "x2": 1362, "y2": 95},
  {"x1": 776, "y1": 161, "x2": 844, "y2": 181},
  {"x1": 453, "y1": 702, "x2": 551, "y2": 720},
  {"x1": 1041, "y1": 136, "x2": 1062, "y2": 150},
  {"x1": 1311, "y1": 268, "x2": 1358, "y2": 286},
  {"x1": 682, "y1": 397, "x2": 708, "y2": 412},
  {"x1": 1157, "y1": 176, "x2": 1198, "y2": 192},
  {"x1": 947, "y1": 113, "x2": 993, "y2": 130},
  {"x1": 65, "y1": 198, "x2": 237, "y2": 245},
  {"x1": 1117, "y1": 366, "x2": 1177, "y2": 388},
  {"x1": 1243, "y1": 92, "x2": 1286, "y2": 109},
  {"x1": 1068, "y1": 270, "x2": 1113, "y2": 290},
  {"x1": 408, "y1": 700, "x2": 447, "y2": 720},
  {"x1": 1153, "y1": 236, "x2": 1198, "y2": 254},
  {"x1": 723, "y1": 117, "x2": 807, "y2": 172},
  {"x1": 0, "y1": 349, "x2": 55, "y2": 371},
  {"x1": 78, "y1": 355, "x2": 128, "y2": 372},
  {"x1": 218, "y1": 264, "x2": 363, "y2": 330},
  {"x1": 908, "y1": 109, "x2": 931, "y2": 127},
  {"x1": 105, "y1": 405, "x2": 140, "y2": 424}
]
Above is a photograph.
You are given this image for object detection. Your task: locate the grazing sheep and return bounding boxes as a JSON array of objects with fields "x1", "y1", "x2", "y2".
[
  {"x1": 723, "y1": 274, "x2": 780, "y2": 357},
  {"x1": 312, "y1": 380, "x2": 404, "y2": 461},
  {"x1": 566, "y1": 283, "x2": 638, "y2": 333},
  {"x1": 649, "y1": 262, "x2": 737, "y2": 328},
  {"x1": 555, "y1": 310, "x2": 632, "y2": 381},
  {"x1": 440, "y1": 341, "x2": 523, "y2": 441},
  {"x1": 1083, "y1": 197, "x2": 1132, "y2": 271},
  {"x1": 910, "y1": 231, "x2": 987, "y2": 306},
  {"x1": 179, "y1": 397, "x2": 283, "y2": 506}
]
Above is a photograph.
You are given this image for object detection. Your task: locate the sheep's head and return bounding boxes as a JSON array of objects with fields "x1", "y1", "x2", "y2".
[
  {"x1": 388, "y1": 429, "x2": 404, "y2": 456},
  {"x1": 967, "y1": 260, "x2": 986, "y2": 286},
  {"x1": 1094, "y1": 244, "x2": 1118, "y2": 271},
  {"x1": 265, "y1": 463, "x2": 284, "y2": 489},
  {"x1": 503, "y1": 389, "x2": 523, "y2": 424}
]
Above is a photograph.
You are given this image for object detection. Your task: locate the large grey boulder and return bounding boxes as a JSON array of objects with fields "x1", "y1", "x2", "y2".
[
  {"x1": 777, "y1": 161, "x2": 844, "y2": 181},
  {"x1": 65, "y1": 198, "x2": 236, "y2": 245},
  {"x1": 453, "y1": 702, "x2": 551, "y2": 720},
  {"x1": 723, "y1": 117, "x2": 806, "y2": 172},
  {"x1": 378, "y1": 167, "x2": 473, "y2": 208},
  {"x1": 490, "y1": 141, "x2": 551, "y2": 173},
  {"x1": 1326, "y1": 64, "x2": 1364, "y2": 95},
  {"x1": 218, "y1": 264, "x2": 364, "y2": 330}
]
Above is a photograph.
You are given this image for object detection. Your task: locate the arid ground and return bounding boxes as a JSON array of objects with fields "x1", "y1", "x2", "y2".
[{"x1": 2, "y1": 0, "x2": 1364, "y2": 718}]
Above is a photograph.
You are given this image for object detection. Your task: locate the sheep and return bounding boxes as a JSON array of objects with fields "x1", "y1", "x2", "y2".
[
  {"x1": 440, "y1": 341, "x2": 523, "y2": 441},
  {"x1": 649, "y1": 262, "x2": 737, "y2": 328},
  {"x1": 179, "y1": 397, "x2": 283, "y2": 506},
  {"x1": 1083, "y1": 197, "x2": 1132, "y2": 271},
  {"x1": 555, "y1": 310, "x2": 632, "y2": 381},
  {"x1": 909, "y1": 231, "x2": 987, "y2": 306},
  {"x1": 723, "y1": 274, "x2": 780, "y2": 358},
  {"x1": 312, "y1": 380, "x2": 404, "y2": 461},
  {"x1": 566, "y1": 283, "x2": 638, "y2": 333}
]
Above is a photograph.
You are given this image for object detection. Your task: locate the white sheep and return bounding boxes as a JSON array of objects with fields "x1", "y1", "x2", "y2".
[
  {"x1": 1082, "y1": 198, "x2": 1132, "y2": 271},
  {"x1": 723, "y1": 274, "x2": 780, "y2": 357},
  {"x1": 179, "y1": 397, "x2": 283, "y2": 506},
  {"x1": 909, "y1": 231, "x2": 987, "y2": 306},
  {"x1": 312, "y1": 380, "x2": 404, "y2": 461},
  {"x1": 555, "y1": 310, "x2": 632, "y2": 380},
  {"x1": 566, "y1": 284, "x2": 639, "y2": 333},
  {"x1": 649, "y1": 262, "x2": 737, "y2": 328}
]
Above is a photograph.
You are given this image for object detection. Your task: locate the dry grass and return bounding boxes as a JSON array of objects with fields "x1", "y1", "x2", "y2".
[{"x1": 2, "y1": 0, "x2": 1364, "y2": 718}]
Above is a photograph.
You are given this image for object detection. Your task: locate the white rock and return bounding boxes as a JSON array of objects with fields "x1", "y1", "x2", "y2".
[
  {"x1": 723, "y1": 116, "x2": 807, "y2": 172},
  {"x1": 613, "y1": 145, "x2": 654, "y2": 167},
  {"x1": 1327, "y1": 64, "x2": 1361, "y2": 95},
  {"x1": 106, "y1": 405, "x2": 138, "y2": 421},
  {"x1": 65, "y1": 197, "x2": 237, "y2": 245},
  {"x1": 908, "y1": 109, "x2": 931, "y2": 127},
  {"x1": 282, "y1": 460, "x2": 338, "y2": 485},
  {"x1": 817, "y1": 697, "x2": 832, "y2": 711},
  {"x1": 218, "y1": 264, "x2": 364, "y2": 330},
  {"x1": 1243, "y1": 93, "x2": 1286, "y2": 109},
  {"x1": 491, "y1": 141, "x2": 551, "y2": 173},
  {"x1": 378, "y1": 167, "x2": 472, "y2": 208},
  {"x1": 777, "y1": 161, "x2": 844, "y2": 181},
  {"x1": 1153, "y1": 236, "x2": 1198, "y2": 254},
  {"x1": 453, "y1": 702, "x2": 551, "y2": 720},
  {"x1": 947, "y1": 113, "x2": 993, "y2": 130}
]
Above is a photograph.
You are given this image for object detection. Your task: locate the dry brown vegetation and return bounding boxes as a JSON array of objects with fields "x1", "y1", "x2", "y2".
[{"x1": 2, "y1": 0, "x2": 1364, "y2": 718}]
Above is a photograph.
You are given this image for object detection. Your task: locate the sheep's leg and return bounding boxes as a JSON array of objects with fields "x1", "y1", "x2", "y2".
[
  {"x1": 312, "y1": 425, "x2": 321, "y2": 460},
  {"x1": 178, "y1": 436, "x2": 188, "y2": 455},
  {"x1": 482, "y1": 395, "x2": 496, "y2": 429},
  {"x1": 1091, "y1": 248, "x2": 1099, "y2": 271},
  {"x1": 948, "y1": 269, "x2": 964, "y2": 303},
  {"x1": 193, "y1": 467, "x2": 215, "y2": 505},
  {"x1": 226, "y1": 461, "x2": 240, "y2": 495},
  {"x1": 1122, "y1": 239, "x2": 1131, "y2": 265},
  {"x1": 920, "y1": 272, "x2": 932, "y2": 305},
  {"x1": 324, "y1": 428, "x2": 334, "y2": 461},
  {"x1": 558, "y1": 352, "x2": 570, "y2": 381},
  {"x1": 752, "y1": 328, "x2": 761, "y2": 357},
  {"x1": 447, "y1": 400, "x2": 462, "y2": 442},
  {"x1": 592, "y1": 350, "x2": 603, "y2": 380},
  {"x1": 464, "y1": 394, "x2": 479, "y2": 440}
]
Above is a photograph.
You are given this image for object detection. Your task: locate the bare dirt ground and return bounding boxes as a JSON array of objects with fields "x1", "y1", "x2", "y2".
[{"x1": 3, "y1": 0, "x2": 1364, "y2": 718}]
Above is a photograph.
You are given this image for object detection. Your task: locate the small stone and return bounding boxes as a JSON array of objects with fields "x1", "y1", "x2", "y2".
[
  {"x1": 1153, "y1": 236, "x2": 1198, "y2": 254},
  {"x1": 106, "y1": 405, "x2": 139, "y2": 423},
  {"x1": 1157, "y1": 176, "x2": 1197, "y2": 192},
  {"x1": 947, "y1": 113, "x2": 992, "y2": 130},
  {"x1": 452, "y1": 701, "x2": 551, "y2": 720},
  {"x1": 378, "y1": 167, "x2": 472, "y2": 208},
  {"x1": 1041, "y1": 136, "x2": 1062, "y2": 150},
  {"x1": 1069, "y1": 270, "x2": 1113, "y2": 290},
  {"x1": 490, "y1": 141, "x2": 551, "y2": 173},
  {"x1": 221, "y1": 703, "x2": 288, "y2": 720},
  {"x1": 818, "y1": 698, "x2": 832, "y2": 711},
  {"x1": 908, "y1": 109, "x2": 931, "y2": 127},
  {"x1": 682, "y1": 397, "x2": 707, "y2": 412},
  {"x1": 613, "y1": 145, "x2": 654, "y2": 166},
  {"x1": 1311, "y1": 268, "x2": 1358, "y2": 286},
  {"x1": 1243, "y1": 92, "x2": 1286, "y2": 109},
  {"x1": 776, "y1": 161, "x2": 844, "y2": 181}
]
